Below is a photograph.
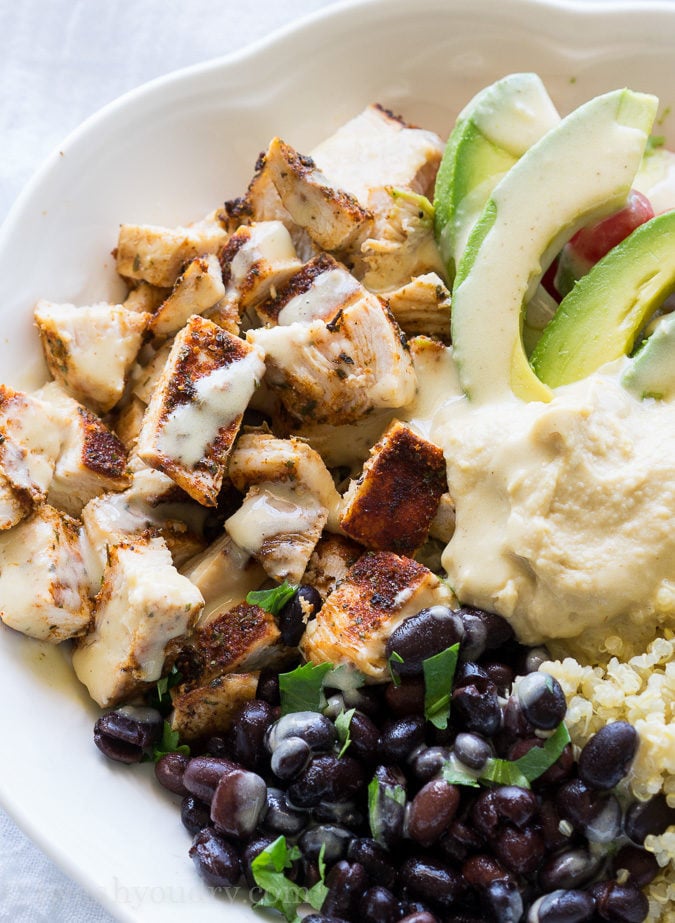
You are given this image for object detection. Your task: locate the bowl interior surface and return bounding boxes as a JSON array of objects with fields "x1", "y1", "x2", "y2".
[{"x1": 1, "y1": 0, "x2": 674, "y2": 919}]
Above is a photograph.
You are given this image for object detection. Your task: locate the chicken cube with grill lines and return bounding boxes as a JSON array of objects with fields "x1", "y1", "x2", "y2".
[
  {"x1": 302, "y1": 533, "x2": 362, "y2": 601},
  {"x1": 36, "y1": 382, "x2": 130, "y2": 517},
  {"x1": 339, "y1": 419, "x2": 447, "y2": 556},
  {"x1": 0, "y1": 503, "x2": 91, "y2": 642},
  {"x1": 136, "y1": 315, "x2": 266, "y2": 506},
  {"x1": 149, "y1": 254, "x2": 225, "y2": 340},
  {"x1": 170, "y1": 671, "x2": 259, "y2": 742},
  {"x1": 384, "y1": 272, "x2": 451, "y2": 341},
  {"x1": 300, "y1": 550, "x2": 454, "y2": 681},
  {"x1": 72, "y1": 535, "x2": 203, "y2": 708},
  {"x1": 34, "y1": 300, "x2": 149, "y2": 413}
]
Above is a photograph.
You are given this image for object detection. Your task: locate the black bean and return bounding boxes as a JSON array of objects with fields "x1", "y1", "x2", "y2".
[
  {"x1": 612, "y1": 844, "x2": 659, "y2": 889},
  {"x1": 516, "y1": 672, "x2": 567, "y2": 730},
  {"x1": 322, "y1": 860, "x2": 369, "y2": 919},
  {"x1": 180, "y1": 794, "x2": 211, "y2": 835},
  {"x1": 398, "y1": 914, "x2": 439, "y2": 923},
  {"x1": 537, "y1": 799, "x2": 571, "y2": 854},
  {"x1": 527, "y1": 888, "x2": 596, "y2": 923},
  {"x1": 263, "y1": 787, "x2": 308, "y2": 836},
  {"x1": 349, "y1": 711, "x2": 381, "y2": 763},
  {"x1": 385, "y1": 677, "x2": 426, "y2": 716},
  {"x1": 379, "y1": 716, "x2": 426, "y2": 763},
  {"x1": 590, "y1": 880, "x2": 649, "y2": 923},
  {"x1": 457, "y1": 606, "x2": 514, "y2": 654},
  {"x1": 241, "y1": 833, "x2": 277, "y2": 888},
  {"x1": 94, "y1": 706, "x2": 163, "y2": 763},
  {"x1": 521, "y1": 646, "x2": 551, "y2": 674},
  {"x1": 303, "y1": 916, "x2": 350, "y2": 923},
  {"x1": 539, "y1": 848, "x2": 603, "y2": 891},
  {"x1": 360, "y1": 885, "x2": 401, "y2": 923},
  {"x1": 438, "y1": 818, "x2": 484, "y2": 863},
  {"x1": 453, "y1": 660, "x2": 490, "y2": 689},
  {"x1": 205, "y1": 736, "x2": 229, "y2": 757},
  {"x1": 154, "y1": 752, "x2": 189, "y2": 795},
  {"x1": 555, "y1": 778, "x2": 622, "y2": 842},
  {"x1": 578, "y1": 721, "x2": 638, "y2": 791},
  {"x1": 183, "y1": 755, "x2": 238, "y2": 804},
  {"x1": 399, "y1": 856, "x2": 464, "y2": 908},
  {"x1": 498, "y1": 695, "x2": 536, "y2": 749},
  {"x1": 347, "y1": 838, "x2": 397, "y2": 889},
  {"x1": 409, "y1": 745, "x2": 453, "y2": 783},
  {"x1": 314, "y1": 800, "x2": 364, "y2": 829},
  {"x1": 480, "y1": 878, "x2": 524, "y2": 923},
  {"x1": 625, "y1": 793, "x2": 675, "y2": 842},
  {"x1": 227, "y1": 699, "x2": 276, "y2": 772},
  {"x1": 493, "y1": 824, "x2": 545, "y2": 875},
  {"x1": 287, "y1": 754, "x2": 365, "y2": 808},
  {"x1": 271, "y1": 736, "x2": 312, "y2": 780},
  {"x1": 454, "y1": 732, "x2": 492, "y2": 770},
  {"x1": 210, "y1": 768, "x2": 267, "y2": 839},
  {"x1": 407, "y1": 779, "x2": 460, "y2": 847},
  {"x1": 189, "y1": 827, "x2": 241, "y2": 887},
  {"x1": 462, "y1": 854, "x2": 510, "y2": 889},
  {"x1": 300, "y1": 824, "x2": 353, "y2": 863},
  {"x1": 482, "y1": 662, "x2": 514, "y2": 695},
  {"x1": 367, "y1": 764, "x2": 407, "y2": 847},
  {"x1": 385, "y1": 606, "x2": 465, "y2": 677},
  {"x1": 257, "y1": 670, "x2": 280, "y2": 705},
  {"x1": 471, "y1": 786, "x2": 538, "y2": 837},
  {"x1": 452, "y1": 682, "x2": 501, "y2": 737},
  {"x1": 508, "y1": 738, "x2": 574, "y2": 786},
  {"x1": 266, "y1": 711, "x2": 337, "y2": 753},
  {"x1": 278, "y1": 585, "x2": 323, "y2": 646}
]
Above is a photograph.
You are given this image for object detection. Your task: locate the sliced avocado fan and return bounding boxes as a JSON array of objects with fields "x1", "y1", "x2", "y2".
[
  {"x1": 433, "y1": 73, "x2": 560, "y2": 279},
  {"x1": 530, "y1": 210, "x2": 675, "y2": 390},
  {"x1": 622, "y1": 310, "x2": 675, "y2": 401},
  {"x1": 450, "y1": 87, "x2": 657, "y2": 404}
]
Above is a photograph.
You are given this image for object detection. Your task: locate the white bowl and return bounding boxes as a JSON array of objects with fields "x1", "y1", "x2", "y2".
[{"x1": 1, "y1": 0, "x2": 675, "y2": 920}]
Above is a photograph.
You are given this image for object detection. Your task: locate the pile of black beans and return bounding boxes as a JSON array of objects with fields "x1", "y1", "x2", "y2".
[{"x1": 94, "y1": 598, "x2": 675, "y2": 923}]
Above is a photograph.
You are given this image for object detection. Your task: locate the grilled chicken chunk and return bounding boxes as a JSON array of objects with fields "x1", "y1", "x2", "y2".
[
  {"x1": 301, "y1": 551, "x2": 453, "y2": 680},
  {"x1": 384, "y1": 272, "x2": 451, "y2": 341},
  {"x1": 137, "y1": 316, "x2": 266, "y2": 506},
  {"x1": 72, "y1": 535, "x2": 203, "y2": 707},
  {"x1": 339, "y1": 420, "x2": 447, "y2": 556},
  {"x1": 180, "y1": 532, "x2": 266, "y2": 624},
  {"x1": 171, "y1": 671, "x2": 259, "y2": 742},
  {"x1": 0, "y1": 504, "x2": 91, "y2": 642},
  {"x1": 0, "y1": 473, "x2": 31, "y2": 531},
  {"x1": 149, "y1": 254, "x2": 225, "y2": 340},
  {"x1": 116, "y1": 215, "x2": 229, "y2": 288},
  {"x1": 266, "y1": 137, "x2": 373, "y2": 252},
  {"x1": 302, "y1": 533, "x2": 362, "y2": 600},
  {"x1": 249, "y1": 290, "x2": 416, "y2": 426},
  {"x1": 36, "y1": 382, "x2": 130, "y2": 516},
  {"x1": 113, "y1": 396, "x2": 146, "y2": 452},
  {"x1": 215, "y1": 221, "x2": 301, "y2": 329},
  {"x1": 123, "y1": 281, "x2": 170, "y2": 314},
  {"x1": 0, "y1": 386, "x2": 62, "y2": 503},
  {"x1": 130, "y1": 340, "x2": 174, "y2": 406},
  {"x1": 255, "y1": 253, "x2": 362, "y2": 326},
  {"x1": 81, "y1": 464, "x2": 207, "y2": 588},
  {"x1": 34, "y1": 300, "x2": 149, "y2": 413},
  {"x1": 429, "y1": 493, "x2": 456, "y2": 544}
]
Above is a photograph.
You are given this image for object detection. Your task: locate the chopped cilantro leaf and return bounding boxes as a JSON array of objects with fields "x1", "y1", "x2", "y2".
[
  {"x1": 279, "y1": 661, "x2": 333, "y2": 716},
  {"x1": 147, "y1": 664, "x2": 183, "y2": 715},
  {"x1": 251, "y1": 835, "x2": 326, "y2": 923},
  {"x1": 335, "y1": 707, "x2": 356, "y2": 757},
  {"x1": 388, "y1": 651, "x2": 404, "y2": 687},
  {"x1": 386, "y1": 186, "x2": 435, "y2": 224},
  {"x1": 368, "y1": 775, "x2": 406, "y2": 845},
  {"x1": 480, "y1": 757, "x2": 531, "y2": 789},
  {"x1": 423, "y1": 643, "x2": 460, "y2": 729},
  {"x1": 152, "y1": 720, "x2": 190, "y2": 762},
  {"x1": 247, "y1": 581, "x2": 297, "y2": 615},
  {"x1": 441, "y1": 759, "x2": 480, "y2": 788},
  {"x1": 513, "y1": 721, "x2": 571, "y2": 781}
]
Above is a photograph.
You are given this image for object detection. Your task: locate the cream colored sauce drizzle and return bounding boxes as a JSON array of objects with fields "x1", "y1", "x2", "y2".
[
  {"x1": 277, "y1": 268, "x2": 360, "y2": 325},
  {"x1": 225, "y1": 483, "x2": 323, "y2": 554},
  {"x1": 156, "y1": 349, "x2": 265, "y2": 466}
]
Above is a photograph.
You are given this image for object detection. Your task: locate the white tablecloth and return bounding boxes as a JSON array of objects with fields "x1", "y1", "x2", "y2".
[{"x1": 0, "y1": 1, "x2": 337, "y2": 919}]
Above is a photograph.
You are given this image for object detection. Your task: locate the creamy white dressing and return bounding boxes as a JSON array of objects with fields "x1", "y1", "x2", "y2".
[
  {"x1": 156, "y1": 348, "x2": 265, "y2": 466},
  {"x1": 225, "y1": 483, "x2": 325, "y2": 555},
  {"x1": 277, "y1": 268, "x2": 360, "y2": 325},
  {"x1": 229, "y1": 221, "x2": 297, "y2": 287}
]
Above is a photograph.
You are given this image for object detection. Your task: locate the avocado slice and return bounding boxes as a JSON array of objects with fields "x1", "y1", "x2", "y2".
[
  {"x1": 433, "y1": 73, "x2": 559, "y2": 279},
  {"x1": 531, "y1": 210, "x2": 675, "y2": 388},
  {"x1": 622, "y1": 311, "x2": 675, "y2": 400},
  {"x1": 451, "y1": 88, "x2": 657, "y2": 403}
]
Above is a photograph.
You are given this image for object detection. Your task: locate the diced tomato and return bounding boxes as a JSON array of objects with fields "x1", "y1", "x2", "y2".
[{"x1": 569, "y1": 190, "x2": 654, "y2": 263}]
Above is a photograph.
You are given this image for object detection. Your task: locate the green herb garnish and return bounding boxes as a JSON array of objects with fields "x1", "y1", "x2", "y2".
[
  {"x1": 147, "y1": 664, "x2": 183, "y2": 715},
  {"x1": 335, "y1": 707, "x2": 356, "y2": 758},
  {"x1": 423, "y1": 643, "x2": 460, "y2": 729},
  {"x1": 152, "y1": 720, "x2": 190, "y2": 762},
  {"x1": 441, "y1": 760, "x2": 480, "y2": 788},
  {"x1": 387, "y1": 651, "x2": 404, "y2": 687},
  {"x1": 251, "y1": 836, "x2": 327, "y2": 923},
  {"x1": 367, "y1": 775, "x2": 406, "y2": 845},
  {"x1": 246, "y1": 581, "x2": 297, "y2": 615},
  {"x1": 386, "y1": 186, "x2": 435, "y2": 224},
  {"x1": 278, "y1": 661, "x2": 333, "y2": 716}
]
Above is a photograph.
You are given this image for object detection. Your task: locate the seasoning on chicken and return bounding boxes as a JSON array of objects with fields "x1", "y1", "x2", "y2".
[
  {"x1": 249, "y1": 288, "x2": 416, "y2": 426},
  {"x1": 214, "y1": 221, "x2": 302, "y2": 331},
  {"x1": 0, "y1": 386, "x2": 62, "y2": 511},
  {"x1": 255, "y1": 253, "x2": 362, "y2": 326},
  {"x1": 180, "y1": 532, "x2": 266, "y2": 624},
  {"x1": 136, "y1": 315, "x2": 266, "y2": 506},
  {"x1": 34, "y1": 300, "x2": 149, "y2": 413},
  {"x1": 149, "y1": 255, "x2": 225, "y2": 340},
  {"x1": 123, "y1": 281, "x2": 170, "y2": 314},
  {"x1": 301, "y1": 533, "x2": 362, "y2": 600},
  {"x1": 384, "y1": 272, "x2": 451, "y2": 341},
  {"x1": 301, "y1": 551, "x2": 453, "y2": 680},
  {"x1": 266, "y1": 137, "x2": 373, "y2": 252},
  {"x1": 170, "y1": 671, "x2": 259, "y2": 741},
  {"x1": 339, "y1": 420, "x2": 447, "y2": 556},
  {"x1": 0, "y1": 504, "x2": 91, "y2": 642},
  {"x1": 72, "y1": 535, "x2": 203, "y2": 707},
  {"x1": 36, "y1": 382, "x2": 130, "y2": 516},
  {"x1": 116, "y1": 213, "x2": 229, "y2": 288},
  {"x1": 130, "y1": 340, "x2": 173, "y2": 406},
  {"x1": 113, "y1": 396, "x2": 146, "y2": 452}
]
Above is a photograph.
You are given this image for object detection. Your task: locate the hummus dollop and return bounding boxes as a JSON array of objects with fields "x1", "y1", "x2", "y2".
[{"x1": 433, "y1": 363, "x2": 675, "y2": 643}]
